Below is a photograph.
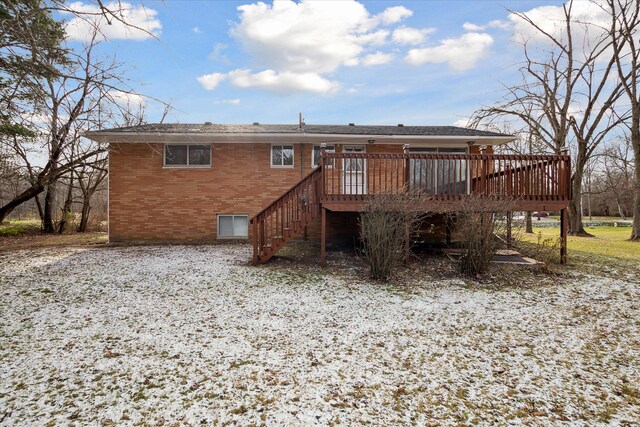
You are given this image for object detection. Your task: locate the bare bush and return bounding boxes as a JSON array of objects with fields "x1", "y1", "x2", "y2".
[
  {"x1": 448, "y1": 196, "x2": 521, "y2": 276},
  {"x1": 359, "y1": 192, "x2": 429, "y2": 280}
]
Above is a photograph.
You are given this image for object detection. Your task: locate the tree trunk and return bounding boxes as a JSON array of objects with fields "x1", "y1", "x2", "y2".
[
  {"x1": 43, "y1": 183, "x2": 56, "y2": 233},
  {"x1": 525, "y1": 211, "x2": 533, "y2": 233},
  {"x1": 568, "y1": 166, "x2": 591, "y2": 236},
  {"x1": 631, "y1": 130, "x2": 640, "y2": 241},
  {"x1": 615, "y1": 196, "x2": 627, "y2": 220},
  {"x1": 0, "y1": 184, "x2": 45, "y2": 223},
  {"x1": 35, "y1": 193, "x2": 44, "y2": 222},
  {"x1": 58, "y1": 174, "x2": 74, "y2": 234},
  {"x1": 78, "y1": 193, "x2": 91, "y2": 232}
]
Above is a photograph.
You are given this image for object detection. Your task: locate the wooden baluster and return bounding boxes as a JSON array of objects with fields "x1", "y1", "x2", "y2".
[{"x1": 403, "y1": 145, "x2": 410, "y2": 193}]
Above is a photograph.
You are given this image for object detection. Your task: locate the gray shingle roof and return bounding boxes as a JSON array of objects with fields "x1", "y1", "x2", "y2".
[{"x1": 92, "y1": 123, "x2": 512, "y2": 138}]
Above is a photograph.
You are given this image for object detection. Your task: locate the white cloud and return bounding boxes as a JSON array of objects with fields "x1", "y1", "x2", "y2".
[
  {"x1": 462, "y1": 22, "x2": 485, "y2": 31},
  {"x1": 453, "y1": 118, "x2": 470, "y2": 127},
  {"x1": 192, "y1": 26, "x2": 202, "y2": 34},
  {"x1": 377, "y1": 6, "x2": 412, "y2": 25},
  {"x1": 462, "y1": 20, "x2": 510, "y2": 32},
  {"x1": 391, "y1": 26, "x2": 435, "y2": 45},
  {"x1": 362, "y1": 51, "x2": 393, "y2": 66},
  {"x1": 406, "y1": 32, "x2": 494, "y2": 71},
  {"x1": 63, "y1": 1, "x2": 161, "y2": 41},
  {"x1": 488, "y1": 19, "x2": 511, "y2": 30},
  {"x1": 197, "y1": 73, "x2": 227, "y2": 90},
  {"x1": 508, "y1": 1, "x2": 609, "y2": 48},
  {"x1": 110, "y1": 91, "x2": 146, "y2": 106},
  {"x1": 228, "y1": 69, "x2": 340, "y2": 94},
  {"x1": 208, "y1": 43, "x2": 229, "y2": 62},
  {"x1": 214, "y1": 99, "x2": 241, "y2": 106},
  {"x1": 231, "y1": 0, "x2": 392, "y2": 74},
  {"x1": 196, "y1": 0, "x2": 419, "y2": 94}
]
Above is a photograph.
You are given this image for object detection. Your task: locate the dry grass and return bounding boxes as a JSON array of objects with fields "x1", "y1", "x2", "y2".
[{"x1": 0, "y1": 231, "x2": 107, "y2": 251}]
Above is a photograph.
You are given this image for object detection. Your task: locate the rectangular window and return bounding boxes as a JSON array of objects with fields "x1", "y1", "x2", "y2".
[
  {"x1": 271, "y1": 145, "x2": 294, "y2": 167},
  {"x1": 164, "y1": 144, "x2": 211, "y2": 167},
  {"x1": 217, "y1": 215, "x2": 249, "y2": 238},
  {"x1": 409, "y1": 148, "x2": 468, "y2": 194},
  {"x1": 312, "y1": 145, "x2": 335, "y2": 167}
]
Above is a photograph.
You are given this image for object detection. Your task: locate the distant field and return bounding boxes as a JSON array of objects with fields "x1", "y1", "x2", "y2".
[{"x1": 522, "y1": 226, "x2": 639, "y2": 263}]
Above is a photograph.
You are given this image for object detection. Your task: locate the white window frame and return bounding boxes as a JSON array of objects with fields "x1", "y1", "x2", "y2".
[
  {"x1": 217, "y1": 214, "x2": 249, "y2": 239},
  {"x1": 311, "y1": 144, "x2": 335, "y2": 168},
  {"x1": 163, "y1": 144, "x2": 212, "y2": 168},
  {"x1": 270, "y1": 144, "x2": 295, "y2": 168}
]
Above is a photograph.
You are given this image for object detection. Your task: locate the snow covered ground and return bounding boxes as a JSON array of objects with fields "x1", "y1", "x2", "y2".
[{"x1": 0, "y1": 244, "x2": 638, "y2": 426}]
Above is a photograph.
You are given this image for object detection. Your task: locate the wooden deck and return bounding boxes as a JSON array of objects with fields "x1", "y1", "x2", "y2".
[
  {"x1": 320, "y1": 151, "x2": 571, "y2": 212},
  {"x1": 250, "y1": 150, "x2": 571, "y2": 265}
]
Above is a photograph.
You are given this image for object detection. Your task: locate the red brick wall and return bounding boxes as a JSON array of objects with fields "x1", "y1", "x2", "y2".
[
  {"x1": 109, "y1": 142, "x2": 372, "y2": 242},
  {"x1": 108, "y1": 142, "x2": 473, "y2": 242}
]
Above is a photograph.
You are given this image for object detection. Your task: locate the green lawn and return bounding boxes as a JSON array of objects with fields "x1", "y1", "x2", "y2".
[{"x1": 522, "y1": 226, "x2": 639, "y2": 264}]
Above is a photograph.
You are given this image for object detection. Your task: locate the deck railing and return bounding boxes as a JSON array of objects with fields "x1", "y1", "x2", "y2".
[{"x1": 320, "y1": 152, "x2": 571, "y2": 203}]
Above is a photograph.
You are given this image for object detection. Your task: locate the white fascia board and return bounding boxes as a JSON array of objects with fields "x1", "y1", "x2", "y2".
[{"x1": 86, "y1": 132, "x2": 516, "y2": 146}]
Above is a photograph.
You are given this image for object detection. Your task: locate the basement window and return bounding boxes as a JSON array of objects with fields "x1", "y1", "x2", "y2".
[
  {"x1": 164, "y1": 144, "x2": 211, "y2": 167},
  {"x1": 271, "y1": 144, "x2": 294, "y2": 168},
  {"x1": 217, "y1": 214, "x2": 249, "y2": 239}
]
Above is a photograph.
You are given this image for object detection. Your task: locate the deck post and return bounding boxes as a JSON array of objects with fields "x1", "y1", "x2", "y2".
[
  {"x1": 320, "y1": 143, "x2": 326, "y2": 201},
  {"x1": 506, "y1": 212, "x2": 512, "y2": 249},
  {"x1": 320, "y1": 206, "x2": 327, "y2": 266},
  {"x1": 252, "y1": 218, "x2": 258, "y2": 264},
  {"x1": 560, "y1": 208, "x2": 568, "y2": 264},
  {"x1": 403, "y1": 144, "x2": 411, "y2": 265}
]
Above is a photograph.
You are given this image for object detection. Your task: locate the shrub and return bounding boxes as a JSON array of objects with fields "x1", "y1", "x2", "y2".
[
  {"x1": 359, "y1": 192, "x2": 428, "y2": 280},
  {"x1": 449, "y1": 196, "x2": 520, "y2": 276}
]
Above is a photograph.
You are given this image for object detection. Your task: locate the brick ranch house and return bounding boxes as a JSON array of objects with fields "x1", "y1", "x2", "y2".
[{"x1": 86, "y1": 122, "x2": 571, "y2": 264}]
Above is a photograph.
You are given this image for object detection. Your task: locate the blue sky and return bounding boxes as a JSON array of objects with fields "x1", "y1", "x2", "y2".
[{"x1": 63, "y1": 0, "x2": 566, "y2": 126}]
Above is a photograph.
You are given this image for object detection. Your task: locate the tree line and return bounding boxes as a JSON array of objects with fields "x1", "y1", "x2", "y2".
[
  {"x1": 0, "y1": 0, "x2": 156, "y2": 233},
  {"x1": 471, "y1": 0, "x2": 639, "y2": 241}
]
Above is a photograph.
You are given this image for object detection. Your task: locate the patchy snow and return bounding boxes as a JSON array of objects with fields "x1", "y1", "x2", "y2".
[{"x1": 0, "y1": 244, "x2": 638, "y2": 425}]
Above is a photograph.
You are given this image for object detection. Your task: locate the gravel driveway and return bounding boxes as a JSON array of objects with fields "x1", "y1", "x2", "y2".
[{"x1": 1, "y1": 244, "x2": 638, "y2": 425}]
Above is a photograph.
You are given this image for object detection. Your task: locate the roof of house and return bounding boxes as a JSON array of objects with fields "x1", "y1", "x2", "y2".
[{"x1": 89, "y1": 123, "x2": 512, "y2": 138}]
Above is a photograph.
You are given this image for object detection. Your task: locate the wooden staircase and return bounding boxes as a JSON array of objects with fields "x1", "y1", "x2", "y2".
[{"x1": 250, "y1": 166, "x2": 323, "y2": 264}]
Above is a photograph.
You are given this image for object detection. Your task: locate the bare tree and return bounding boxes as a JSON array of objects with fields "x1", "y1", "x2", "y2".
[
  {"x1": 0, "y1": 31, "x2": 139, "y2": 226},
  {"x1": 597, "y1": 137, "x2": 635, "y2": 219},
  {"x1": 472, "y1": 1, "x2": 628, "y2": 236},
  {"x1": 608, "y1": 0, "x2": 640, "y2": 240},
  {"x1": 76, "y1": 153, "x2": 107, "y2": 232}
]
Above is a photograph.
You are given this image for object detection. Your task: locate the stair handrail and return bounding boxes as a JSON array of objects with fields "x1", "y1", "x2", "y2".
[{"x1": 249, "y1": 165, "x2": 323, "y2": 225}]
